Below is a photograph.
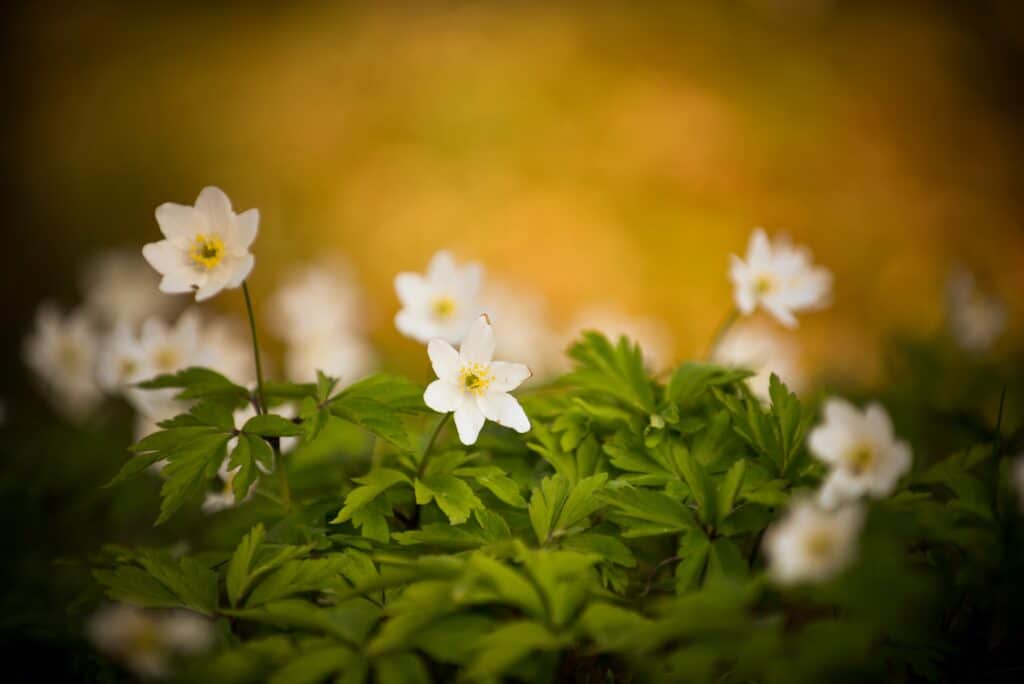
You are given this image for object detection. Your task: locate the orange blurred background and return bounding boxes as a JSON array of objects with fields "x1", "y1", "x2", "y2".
[{"x1": 4, "y1": 0, "x2": 1024, "y2": 390}]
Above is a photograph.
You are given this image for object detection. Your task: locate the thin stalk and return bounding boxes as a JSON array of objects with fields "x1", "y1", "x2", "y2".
[
  {"x1": 241, "y1": 282, "x2": 267, "y2": 415},
  {"x1": 278, "y1": 451, "x2": 292, "y2": 512},
  {"x1": 705, "y1": 307, "x2": 739, "y2": 361},
  {"x1": 418, "y1": 413, "x2": 451, "y2": 477}
]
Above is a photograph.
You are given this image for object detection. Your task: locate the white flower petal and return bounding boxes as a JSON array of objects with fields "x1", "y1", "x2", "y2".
[
  {"x1": 488, "y1": 361, "x2": 531, "y2": 392},
  {"x1": 427, "y1": 339, "x2": 461, "y2": 381},
  {"x1": 395, "y1": 310, "x2": 432, "y2": 343},
  {"x1": 424, "y1": 379, "x2": 462, "y2": 413},
  {"x1": 195, "y1": 268, "x2": 232, "y2": 302},
  {"x1": 142, "y1": 241, "x2": 186, "y2": 276},
  {"x1": 453, "y1": 397, "x2": 485, "y2": 445},
  {"x1": 194, "y1": 186, "x2": 234, "y2": 232},
  {"x1": 459, "y1": 315, "x2": 495, "y2": 365},
  {"x1": 223, "y1": 253, "x2": 254, "y2": 289},
  {"x1": 155, "y1": 203, "x2": 206, "y2": 245},
  {"x1": 477, "y1": 391, "x2": 530, "y2": 433},
  {"x1": 234, "y1": 208, "x2": 259, "y2": 250},
  {"x1": 394, "y1": 272, "x2": 427, "y2": 307},
  {"x1": 427, "y1": 250, "x2": 456, "y2": 281}
]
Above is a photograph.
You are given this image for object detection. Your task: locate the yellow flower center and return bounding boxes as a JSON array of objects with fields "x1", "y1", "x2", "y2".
[
  {"x1": 845, "y1": 444, "x2": 876, "y2": 475},
  {"x1": 804, "y1": 530, "x2": 835, "y2": 559},
  {"x1": 118, "y1": 358, "x2": 138, "y2": 380},
  {"x1": 754, "y1": 274, "x2": 775, "y2": 295},
  {"x1": 460, "y1": 362, "x2": 493, "y2": 395},
  {"x1": 58, "y1": 342, "x2": 82, "y2": 370},
  {"x1": 154, "y1": 347, "x2": 179, "y2": 372},
  {"x1": 189, "y1": 234, "x2": 226, "y2": 270},
  {"x1": 431, "y1": 296, "x2": 457, "y2": 320}
]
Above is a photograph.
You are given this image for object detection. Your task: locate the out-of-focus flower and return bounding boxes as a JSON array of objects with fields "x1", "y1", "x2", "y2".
[
  {"x1": 712, "y1": 319, "x2": 805, "y2": 401},
  {"x1": 285, "y1": 334, "x2": 375, "y2": 386},
  {"x1": 82, "y1": 249, "x2": 177, "y2": 326},
  {"x1": 23, "y1": 304, "x2": 102, "y2": 420},
  {"x1": 143, "y1": 186, "x2": 258, "y2": 302},
  {"x1": 126, "y1": 311, "x2": 203, "y2": 418},
  {"x1": 97, "y1": 321, "x2": 147, "y2": 393},
  {"x1": 270, "y1": 261, "x2": 365, "y2": 342},
  {"x1": 809, "y1": 398, "x2": 912, "y2": 509},
  {"x1": 395, "y1": 250, "x2": 483, "y2": 344},
  {"x1": 946, "y1": 266, "x2": 1006, "y2": 352},
  {"x1": 202, "y1": 457, "x2": 256, "y2": 513},
  {"x1": 424, "y1": 314, "x2": 531, "y2": 445},
  {"x1": 87, "y1": 603, "x2": 213, "y2": 679},
  {"x1": 197, "y1": 316, "x2": 255, "y2": 386},
  {"x1": 764, "y1": 499, "x2": 864, "y2": 585},
  {"x1": 480, "y1": 281, "x2": 562, "y2": 382},
  {"x1": 729, "y1": 228, "x2": 832, "y2": 328},
  {"x1": 564, "y1": 306, "x2": 674, "y2": 372}
]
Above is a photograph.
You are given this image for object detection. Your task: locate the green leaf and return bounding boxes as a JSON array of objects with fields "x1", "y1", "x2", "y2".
[
  {"x1": 455, "y1": 466, "x2": 528, "y2": 508},
  {"x1": 463, "y1": 621, "x2": 564, "y2": 680},
  {"x1": 243, "y1": 414, "x2": 305, "y2": 437},
  {"x1": 566, "y1": 331, "x2": 656, "y2": 413},
  {"x1": 328, "y1": 375, "x2": 426, "y2": 448},
  {"x1": 666, "y1": 362, "x2": 751, "y2": 408},
  {"x1": 715, "y1": 459, "x2": 747, "y2": 524},
  {"x1": 331, "y1": 469, "x2": 411, "y2": 525},
  {"x1": 268, "y1": 645, "x2": 359, "y2": 684},
  {"x1": 246, "y1": 556, "x2": 351, "y2": 606},
  {"x1": 414, "y1": 474, "x2": 483, "y2": 525},
  {"x1": 157, "y1": 433, "x2": 231, "y2": 525},
  {"x1": 374, "y1": 653, "x2": 429, "y2": 684},
  {"x1": 138, "y1": 366, "x2": 250, "y2": 403},
  {"x1": 597, "y1": 482, "x2": 697, "y2": 537},
  {"x1": 95, "y1": 552, "x2": 219, "y2": 615}
]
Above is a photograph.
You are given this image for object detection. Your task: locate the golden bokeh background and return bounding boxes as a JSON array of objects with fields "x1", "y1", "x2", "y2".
[{"x1": 6, "y1": 0, "x2": 1024, "y2": 389}]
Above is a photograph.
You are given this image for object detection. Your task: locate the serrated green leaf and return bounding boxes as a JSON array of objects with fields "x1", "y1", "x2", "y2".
[
  {"x1": 244, "y1": 414, "x2": 304, "y2": 437},
  {"x1": 414, "y1": 474, "x2": 483, "y2": 525}
]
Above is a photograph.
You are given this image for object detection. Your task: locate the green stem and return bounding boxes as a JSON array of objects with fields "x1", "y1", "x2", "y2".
[
  {"x1": 705, "y1": 306, "x2": 740, "y2": 361},
  {"x1": 418, "y1": 413, "x2": 451, "y2": 477},
  {"x1": 241, "y1": 282, "x2": 267, "y2": 415},
  {"x1": 278, "y1": 453, "x2": 292, "y2": 513}
]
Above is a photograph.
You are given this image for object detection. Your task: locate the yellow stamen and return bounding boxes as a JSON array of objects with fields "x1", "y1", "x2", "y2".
[
  {"x1": 845, "y1": 444, "x2": 875, "y2": 475},
  {"x1": 432, "y1": 296, "x2": 457, "y2": 320},
  {"x1": 460, "y1": 362, "x2": 493, "y2": 395},
  {"x1": 804, "y1": 530, "x2": 834, "y2": 559},
  {"x1": 754, "y1": 274, "x2": 775, "y2": 295},
  {"x1": 153, "y1": 347, "x2": 179, "y2": 372},
  {"x1": 189, "y1": 234, "x2": 226, "y2": 270}
]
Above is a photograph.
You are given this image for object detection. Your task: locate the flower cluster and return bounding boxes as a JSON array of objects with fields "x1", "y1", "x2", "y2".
[{"x1": 87, "y1": 603, "x2": 213, "y2": 679}]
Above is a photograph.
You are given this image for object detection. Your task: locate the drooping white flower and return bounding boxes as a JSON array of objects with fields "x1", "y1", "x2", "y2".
[
  {"x1": 270, "y1": 261, "x2": 365, "y2": 342},
  {"x1": 946, "y1": 266, "x2": 1006, "y2": 352},
  {"x1": 423, "y1": 314, "x2": 531, "y2": 445},
  {"x1": 564, "y1": 306, "x2": 674, "y2": 372},
  {"x1": 729, "y1": 228, "x2": 832, "y2": 328},
  {"x1": 23, "y1": 304, "x2": 102, "y2": 420},
  {"x1": 285, "y1": 334, "x2": 375, "y2": 385},
  {"x1": 81, "y1": 249, "x2": 177, "y2": 325},
  {"x1": 142, "y1": 186, "x2": 258, "y2": 302},
  {"x1": 395, "y1": 250, "x2": 483, "y2": 344},
  {"x1": 809, "y1": 398, "x2": 912, "y2": 508},
  {"x1": 87, "y1": 604, "x2": 213, "y2": 679},
  {"x1": 97, "y1": 321, "x2": 147, "y2": 394},
  {"x1": 712, "y1": 320, "x2": 805, "y2": 402},
  {"x1": 480, "y1": 280, "x2": 562, "y2": 382},
  {"x1": 764, "y1": 499, "x2": 864, "y2": 585}
]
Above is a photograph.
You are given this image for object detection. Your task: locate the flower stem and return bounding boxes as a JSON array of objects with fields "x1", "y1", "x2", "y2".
[
  {"x1": 418, "y1": 413, "x2": 451, "y2": 477},
  {"x1": 278, "y1": 451, "x2": 292, "y2": 513},
  {"x1": 705, "y1": 306, "x2": 739, "y2": 361},
  {"x1": 241, "y1": 282, "x2": 267, "y2": 415}
]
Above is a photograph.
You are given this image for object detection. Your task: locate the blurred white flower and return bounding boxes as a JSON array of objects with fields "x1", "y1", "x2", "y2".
[
  {"x1": 712, "y1": 320, "x2": 805, "y2": 402},
  {"x1": 87, "y1": 604, "x2": 213, "y2": 679},
  {"x1": 809, "y1": 398, "x2": 912, "y2": 509},
  {"x1": 82, "y1": 249, "x2": 177, "y2": 325},
  {"x1": 564, "y1": 306, "x2": 674, "y2": 372},
  {"x1": 97, "y1": 321, "x2": 147, "y2": 394},
  {"x1": 285, "y1": 334, "x2": 374, "y2": 386},
  {"x1": 764, "y1": 499, "x2": 864, "y2": 585},
  {"x1": 23, "y1": 304, "x2": 102, "y2": 420},
  {"x1": 125, "y1": 311, "x2": 203, "y2": 418},
  {"x1": 946, "y1": 266, "x2": 1006, "y2": 352},
  {"x1": 729, "y1": 228, "x2": 832, "y2": 328},
  {"x1": 424, "y1": 314, "x2": 531, "y2": 445},
  {"x1": 202, "y1": 456, "x2": 255, "y2": 513},
  {"x1": 143, "y1": 186, "x2": 258, "y2": 302},
  {"x1": 270, "y1": 261, "x2": 365, "y2": 342},
  {"x1": 197, "y1": 316, "x2": 255, "y2": 386},
  {"x1": 480, "y1": 281, "x2": 562, "y2": 382},
  {"x1": 395, "y1": 250, "x2": 483, "y2": 344}
]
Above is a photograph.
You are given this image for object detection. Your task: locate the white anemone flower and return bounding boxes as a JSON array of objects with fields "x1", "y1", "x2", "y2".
[
  {"x1": 126, "y1": 311, "x2": 203, "y2": 417},
  {"x1": 197, "y1": 316, "x2": 256, "y2": 386},
  {"x1": 23, "y1": 304, "x2": 102, "y2": 420},
  {"x1": 285, "y1": 334, "x2": 375, "y2": 386},
  {"x1": 712, "y1": 320, "x2": 805, "y2": 402},
  {"x1": 270, "y1": 261, "x2": 365, "y2": 342},
  {"x1": 809, "y1": 398, "x2": 912, "y2": 509},
  {"x1": 423, "y1": 314, "x2": 532, "y2": 445},
  {"x1": 394, "y1": 250, "x2": 483, "y2": 344},
  {"x1": 946, "y1": 266, "x2": 1006, "y2": 352},
  {"x1": 142, "y1": 186, "x2": 258, "y2": 302},
  {"x1": 87, "y1": 604, "x2": 213, "y2": 680},
  {"x1": 764, "y1": 499, "x2": 864, "y2": 585},
  {"x1": 82, "y1": 249, "x2": 177, "y2": 325},
  {"x1": 97, "y1": 321, "x2": 147, "y2": 394},
  {"x1": 480, "y1": 280, "x2": 562, "y2": 382},
  {"x1": 729, "y1": 228, "x2": 832, "y2": 328}
]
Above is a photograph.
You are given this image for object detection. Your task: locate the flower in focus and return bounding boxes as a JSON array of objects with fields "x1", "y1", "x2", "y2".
[
  {"x1": 23, "y1": 304, "x2": 102, "y2": 420},
  {"x1": 87, "y1": 603, "x2": 213, "y2": 679},
  {"x1": 729, "y1": 228, "x2": 832, "y2": 328},
  {"x1": 764, "y1": 499, "x2": 864, "y2": 585},
  {"x1": 395, "y1": 250, "x2": 483, "y2": 344},
  {"x1": 946, "y1": 266, "x2": 1006, "y2": 352},
  {"x1": 82, "y1": 249, "x2": 177, "y2": 325},
  {"x1": 423, "y1": 314, "x2": 531, "y2": 445},
  {"x1": 712, "y1": 319, "x2": 805, "y2": 402},
  {"x1": 480, "y1": 280, "x2": 562, "y2": 382},
  {"x1": 564, "y1": 306, "x2": 674, "y2": 372},
  {"x1": 809, "y1": 398, "x2": 912, "y2": 509},
  {"x1": 142, "y1": 186, "x2": 258, "y2": 302}
]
